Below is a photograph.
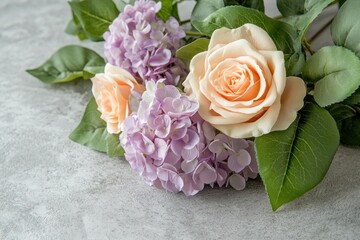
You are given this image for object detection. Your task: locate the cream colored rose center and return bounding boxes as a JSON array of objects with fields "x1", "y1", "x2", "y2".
[{"x1": 209, "y1": 59, "x2": 263, "y2": 104}]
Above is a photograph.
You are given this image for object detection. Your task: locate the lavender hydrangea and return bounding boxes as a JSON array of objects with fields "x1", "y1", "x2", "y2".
[
  {"x1": 208, "y1": 133, "x2": 259, "y2": 190},
  {"x1": 120, "y1": 81, "x2": 259, "y2": 195},
  {"x1": 104, "y1": 0, "x2": 186, "y2": 85}
]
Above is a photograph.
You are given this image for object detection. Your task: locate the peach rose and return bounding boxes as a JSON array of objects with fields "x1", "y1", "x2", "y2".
[
  {"x1": 183, "y1": 24, "x2": 306, "y2": 138},
  {"x1": 91, "y1": 64, "x2": 145, "y2": 134}
]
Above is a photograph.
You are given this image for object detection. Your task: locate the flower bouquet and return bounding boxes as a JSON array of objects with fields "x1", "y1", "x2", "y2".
[{"x1": 27, "y1": 0, "x2": 360, "y2": 211}]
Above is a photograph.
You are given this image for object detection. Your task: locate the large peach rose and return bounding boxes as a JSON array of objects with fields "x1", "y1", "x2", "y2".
[
  {"x1": 183, "y1": 24, "x2": 306, "y2": 138},
  {"x1": 91, "y1": 64, "x2": 145, "y2": 134}
]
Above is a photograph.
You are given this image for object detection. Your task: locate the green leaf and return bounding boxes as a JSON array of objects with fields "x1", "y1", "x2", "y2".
[
  {"x1": 65, "y1": 9, "x2": 89, "y2": 41},
  {"x1": 26, "y1": 45, "x2": 105, "y2": 84},
  {"x1": 286, "y1": 51, "x2": 306, "y2": 76},
  {"x1": 338, "y1": 0, "x2": 346, "y2": 6},
  {"x1": 112, "y1": 0, "x2": 136, "y2": 12},
  {"x1": 326, "y1": 103, "x2": 360, "y2": 146},
  {"x1": 343, "y1": 87, "x2": 360, "y2": 105},
  {"x1": 191, "y1": 5, "x2": 304, "y2": 75},
  {"x1": 331, "y1": 0, "x2": 360, "y2": 58},
  {"x1": 191, "y1": 0, "x2": 224, "y2": 24},
  {"x1": 277, "y1": 0, "x2": 305, "y2": 17},
  {"x1": 106, "y1": 133, "x2": 125, "y2": 157},
  {"x1": 171, "y1": 2, "x2": 180, "y2": 22},
  {"x1": 176, "y1": 38, "x2": 210, "y2": 68},
  {"x1": 255, "y1": 103, "x2": 340, "y2": 211},
  {"x1": 65, "y1": 19, "x2": 80, "y2": 36},
  {"x1": 69, "y1": 98, "x2": 125, "y2": 157},
  {"x1": 223, "y1": 0, "x2": 264, "y2": 12},
  {"x1": 303, "y1": 46, "x2": 360, "y2": 107},
  {"x1": 69, "y1": 0, "x2": 119, "y2": 41},
  {"x1": 327, "y1": 104, "x2": 356, "y2": 123},
  {"x1": 155, "y1": 0, "x2": 173, "y2": 21},
  {"x1": 340, "y1": 113, "x2": 360, "y2": 146},
  {"x1": 280, "y1": 0, "x2": 334, "y2": 40},
  {"x1": 192, "y1": 0, "x2": 265, "y2": 26}
]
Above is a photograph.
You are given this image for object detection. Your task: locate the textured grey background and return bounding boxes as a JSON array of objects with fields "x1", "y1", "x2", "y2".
[{"x1": 0, "y1": 0, "x2": 359, "y2": 239}]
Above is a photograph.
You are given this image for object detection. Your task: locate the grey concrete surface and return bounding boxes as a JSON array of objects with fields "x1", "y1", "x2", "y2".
[{"x1": 0, "y1": 0, "x2": 359, "y2": 239}]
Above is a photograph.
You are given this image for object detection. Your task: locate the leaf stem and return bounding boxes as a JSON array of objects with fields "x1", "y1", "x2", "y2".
[
  {"x1": 302, "y1": 39, "x2": 314, "y2": 55},
  {"x1": 180, "y1": 19, "x2": 191, "y2": 25},
  {"x1": 185, "y1": 31, "x2": 205, "y2": 37}
]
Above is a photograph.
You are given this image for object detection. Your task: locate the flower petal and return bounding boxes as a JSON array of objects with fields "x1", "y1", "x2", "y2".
[
  {"x1": 208, "y1": 24, "x2": 277, "y2": 51},
  {"x1": 228, "y1": 174, "x2": 246, "y2": 191},
  {"x1": 272, "y1": 76, "x2": 306, "y2": 131}
]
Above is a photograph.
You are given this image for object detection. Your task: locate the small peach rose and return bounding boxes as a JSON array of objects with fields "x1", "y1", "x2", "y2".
[
  {"x1": 183, "y1": 24, "x2": 306, "y2": 138},
  {"x1": 91, "y1": 64, "x2": 145, "y2": 134}
]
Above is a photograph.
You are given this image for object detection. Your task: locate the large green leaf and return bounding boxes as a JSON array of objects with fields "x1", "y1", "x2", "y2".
[
  {"x1": 277, "y1": 0, "x2": 305, "y2": 17},
  {"x1": 303, "y1": 46, "x2": 360, "y2": 107},
  {"x1": 26, "y1": 45, "x2": 105, "y2": 84},
  {"x1": 65, "y1": 9, "x2": 89, "y2": 41},
  {"x1": 339, "y1": 113, "x2": 360, "y2": 146},
  {"x1": 191, "y1": 0, "x2": 265, "y2": 27},
  {"x1": 176, "y1": 38, "x2": 210, "y2": 68},
  {"x1": 343, "y1": 88, "x2": 360, "y2": 105},
  {"x1": 112, "y1": 0, "x2": 135, "y2": 12},
  {"x1": 191, "y1": 0, "x2": 224, "y2": 25},
  {"x1": 69, "y1": 98, "x2": 124, "y2": 158},
  {"x1": 327, "y1": 103, "x2": 357, "y2": 124},
  {"x1": 279, "y1": 0, "x2": 334, "y2": 40},
  {"x1": 338, "y1": 0, "x2": 346, "y2": 6},
  {"x1": 331, "y1": 0, "x2": 360, "y2": 58},
  {"x1": 327, "y1": 103, "x2": 360, "y2": 146},
  {"x1": 65, "y1": 19, "x2": 81, "y2": 36},
  {"x1": 191, "y1": 5, "x2": 304, "y2": 75},
  {"x1": 223, "y1": 0, "x2": 264, "y2": 12},
  {"x1": 171, "y1": 2, "x2": 180, "y2": 21},
  {"x1": 155, "y1": 0, "x2": 173, "y2": 21},
  {"x1": 255, "y1": 103, "x2": 339, "y2": 211},
  {"x1": 69, "y1": 0, "x2": 119, "y2": 41}
]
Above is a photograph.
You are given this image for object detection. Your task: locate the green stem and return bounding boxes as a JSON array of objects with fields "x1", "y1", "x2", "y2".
[
  {"x1": 302, "y1": 39, "x2": 314, "y2": 55},
  {"x1": 185, "y1": 31, "x2": 205, "y2": 37},
  {"x1": 180, "y1": 19, "x2": 191, "y2": 25}
]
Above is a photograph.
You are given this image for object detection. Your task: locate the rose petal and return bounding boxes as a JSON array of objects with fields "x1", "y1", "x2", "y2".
[
  {"x1": 208, "y1": 24, "x2": 277, "y2": 51},
  {"x1": 212, "y1": 97, "x2": 281, "y2": 138},
  {"x1": 272, "y1": 76, "x2": 306, "y2": 131}
]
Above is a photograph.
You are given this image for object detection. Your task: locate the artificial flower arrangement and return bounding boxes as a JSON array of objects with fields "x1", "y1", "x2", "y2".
[{"x1": 27, "y1": 0, "x2": 360, "y2": 211}]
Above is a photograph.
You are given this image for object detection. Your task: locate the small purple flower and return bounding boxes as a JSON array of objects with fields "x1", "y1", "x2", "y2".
[
  {"x1": 208, "y1": 134, "x2": 259, "y2": 190},
  {"x1": 104, "y1": 0, "x2": 186, "y2": 85},
  {"x1": 156, "y1": 163, "x2": 184, "y2": 192},
  {"x1": 121, "y1": 81, "x2": 259, "y2": 195}
]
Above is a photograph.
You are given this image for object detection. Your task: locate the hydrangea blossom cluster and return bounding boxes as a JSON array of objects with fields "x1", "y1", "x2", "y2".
[
  {"x1": 120, "y1": 82, "x2": 258, "y2": 195},
  {"x1": 103, "y1": 0, "x2": 186, "y2": 85},
  {"x1": 208, "y1": 133, "x2": 259, "y2": 190}
]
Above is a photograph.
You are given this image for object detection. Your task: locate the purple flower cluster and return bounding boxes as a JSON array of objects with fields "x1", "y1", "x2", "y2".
[
  {"x1": 208, "y1": 133, "x2": 258, "y2": 190},
  {"x1": 104, "y1": 0, "x2": 186, "y2": 85},
  {"x1": 120, "y1": 82, "x2": 258, "y2": 195}
]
